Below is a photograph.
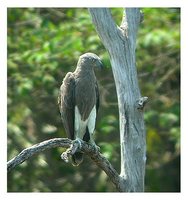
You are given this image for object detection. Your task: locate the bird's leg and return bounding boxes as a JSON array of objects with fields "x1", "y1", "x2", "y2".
[
  {"x1": 61, "y1": 138, "x2": 82, "y2": 163},
  {"x1": 89, "y1": 133, "x2": 100, "y2": 151},
  {"x1": 74, "y1": 137, "x2": 83, "y2": 150}
]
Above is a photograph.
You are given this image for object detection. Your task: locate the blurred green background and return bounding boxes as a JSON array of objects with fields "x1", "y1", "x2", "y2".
[{"x1": 7, "y1": 8, "x2": 180, "y2": 192}]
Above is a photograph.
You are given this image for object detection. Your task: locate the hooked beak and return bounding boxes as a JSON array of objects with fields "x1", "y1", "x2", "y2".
[{"x1": 97, "y1": 59, "x2": 104, "y2": 69}]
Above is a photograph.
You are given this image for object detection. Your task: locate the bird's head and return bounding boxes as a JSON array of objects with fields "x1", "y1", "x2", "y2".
[{"x1": 78, "y1": 52, "x2": 103, "y2": 69}]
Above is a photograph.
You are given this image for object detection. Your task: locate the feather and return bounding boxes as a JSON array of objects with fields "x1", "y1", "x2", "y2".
[{"x1": 59, "y1": 72, "x2": 75, "y2": 140}]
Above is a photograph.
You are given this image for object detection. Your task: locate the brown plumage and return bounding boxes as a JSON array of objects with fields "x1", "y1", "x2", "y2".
[{"x1": 58, "y1": 53, "x2": 102, "y2": 166}]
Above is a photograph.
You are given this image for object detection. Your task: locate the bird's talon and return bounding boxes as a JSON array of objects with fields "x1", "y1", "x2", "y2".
[
  {"x1": 74, "y1": 138, "x2": 83, "y2": 149},
  {"x1": 61, "y1": 152, "x2": 69, "y2": 163}
]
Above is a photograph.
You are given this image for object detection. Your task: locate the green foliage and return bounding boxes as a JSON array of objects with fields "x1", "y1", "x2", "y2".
[{"x1": 7, "y1": 8, "x2": 180, "y2": 192}]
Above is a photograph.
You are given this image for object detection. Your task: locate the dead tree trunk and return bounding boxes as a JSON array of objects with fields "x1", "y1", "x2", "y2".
[{"x1": 89, "y1": 8, "x2": 147, "y2": 192}]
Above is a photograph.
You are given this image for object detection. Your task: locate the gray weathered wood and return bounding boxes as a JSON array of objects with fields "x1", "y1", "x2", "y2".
[
  {"x1": 7, "y1": 138, "x2": 71, "y2": 172},
  {"x1": 89, "y1": 8, "x2": 146, "y2": 192},
  {"x1": 7, "y1": 138, "x2": 121, "y2": 190}
]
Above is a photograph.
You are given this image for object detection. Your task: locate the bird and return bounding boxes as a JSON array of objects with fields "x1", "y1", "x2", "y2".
[{"x1": 58, "y1": 52, "x2": 103, "y2": 166}]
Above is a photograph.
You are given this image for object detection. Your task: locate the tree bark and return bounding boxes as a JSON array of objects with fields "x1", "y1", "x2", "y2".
[
  {"x1": 7, "y1": 137, "x2": 122, "y2": 191},
  {"x1": 88, "y1": 8, "x2": 147, "y2": 192}
]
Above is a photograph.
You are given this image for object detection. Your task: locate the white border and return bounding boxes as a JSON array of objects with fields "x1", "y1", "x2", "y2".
[
  {"x1": 1, "y1": 0, "x2": 187, "y2": 199},
  {"x1": 1, "y1": 0, "x2": 185, "y2": 7}
]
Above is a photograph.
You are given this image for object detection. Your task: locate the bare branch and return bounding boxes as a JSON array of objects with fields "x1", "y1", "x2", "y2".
[
  {"x1": 81, "y1": 142, "x2": 122, "y2": 191},
  {"x1": 7, "y1": 138, "x2": 71, "y2": 172},
  {"x1": 7, "y1": 137, "x2": 122, "y2": 191}
]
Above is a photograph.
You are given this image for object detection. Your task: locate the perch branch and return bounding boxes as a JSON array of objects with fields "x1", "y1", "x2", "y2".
[
  {"x1": 7, "y1": 138, "x2": 71, "y2": 172},
  {"x1": 7, "y1": 137, "x2": 122, "y2": 191}
]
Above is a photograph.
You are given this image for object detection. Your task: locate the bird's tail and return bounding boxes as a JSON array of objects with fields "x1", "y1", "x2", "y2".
[{"x1": 71, "y1": 152, "x2": 83, "y2": 166}]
